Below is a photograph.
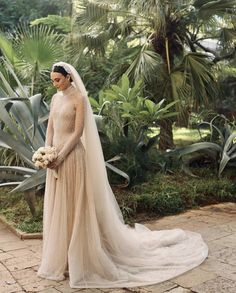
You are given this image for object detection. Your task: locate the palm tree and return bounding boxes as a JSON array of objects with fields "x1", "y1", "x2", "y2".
[
  {"x1": 0, "y1": 25, "x2": 65, "y2": 95},
  {"x1": 74, "y1": 0, "x2": 236, "y2": 149},
  {"x1": 30, "y1": 5, "x2": 116, "y2": 97}
]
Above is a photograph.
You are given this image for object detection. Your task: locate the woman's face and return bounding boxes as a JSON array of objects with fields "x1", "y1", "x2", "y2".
[{"x1": 50, "y1": 72, "x2": 71, "y2": 91}]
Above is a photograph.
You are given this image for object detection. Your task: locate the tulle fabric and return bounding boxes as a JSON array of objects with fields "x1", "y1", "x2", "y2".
[{"x1": 37, "y1": 62, "x2": 208, "y2": 288}]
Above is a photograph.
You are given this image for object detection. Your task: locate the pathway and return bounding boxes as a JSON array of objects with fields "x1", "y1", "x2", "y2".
[{"x1": 0, "y1": 202, "x2": 235, "y2": 293}]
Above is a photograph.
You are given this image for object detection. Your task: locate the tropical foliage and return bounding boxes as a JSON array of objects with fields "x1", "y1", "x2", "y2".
[
  {"x1": 73, "y1": 0, "x2": 236, "y2": 149},
  {"x1": 0, "y1": 61, "x2": 177, "y2": 196},
  {"x1": 0, "y1": 61, "x2": 133, "y2": 195},
  {"x1": 168, "y1": 115, "x2": 236, "y2": 177},
  {"x1": 0, "y1": 59, "x2": 48, "y2": 193},
  {"x1": 0, "y1": 0, "x2": 71, "y2": 31},
  {"x1": 0, "y1": 25, "x2": 66, "y2": 97},
  {"x1": 90, "y1": 75, "x2": 177, "y2": 182},
  {"x1": 1, "y1": 0, "x2": 236, "y2": 222}
]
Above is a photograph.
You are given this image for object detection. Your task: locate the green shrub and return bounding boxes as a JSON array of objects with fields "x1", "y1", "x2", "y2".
[
  {"x1": 134, "y1": 191, "x2": 184, "y2": 215},
  {"x1": 117, "y1": 169, "x2": 236, "y2": 222}
]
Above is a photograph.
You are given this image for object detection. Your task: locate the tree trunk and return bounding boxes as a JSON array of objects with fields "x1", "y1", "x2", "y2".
[
  {"x1": 175, "y1": 106, "x2": 191, "y2": 128},
  {"x1": 24, "y1": 190, "x2": 36, "y2": 217},
  {"x1": 159, "y1": 119, "x2": 175, "y2": 150}
]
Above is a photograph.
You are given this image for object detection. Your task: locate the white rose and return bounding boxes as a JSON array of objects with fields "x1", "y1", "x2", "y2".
[
  {"x1": 35, "y1": 161, "x2": 41, "y2": 168},
  {"x1": 42, "y1": 155, "x2": 47, "y2": 161},
  {"x1": 38, "y1": 147, "x2": 45, "y2": 153},
  {"x1": 32, "y1": 154, "x2": 36, "y2": 162},
  {"x1": 39, "y1": 162, "x2": 45, "y2": 168},
  {"x1": 37, "y1": 154, "x2": 43, "y2": 160}
]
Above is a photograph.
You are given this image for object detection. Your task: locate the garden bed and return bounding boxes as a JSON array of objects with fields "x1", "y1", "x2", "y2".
[
  {"x1": 1, "y1": 168, "x2": 235, "y2": 235},
  {"x1": 0, "y1": 188, "x2": 43, "y2": 235},
  {"x1": 0, "y1": 214, "x2": 42, "y2": 239}
]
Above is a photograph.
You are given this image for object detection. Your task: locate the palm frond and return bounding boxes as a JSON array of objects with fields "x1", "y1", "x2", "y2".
[
  {"x1": 219, "y1": 27, "x2": 236, "y2": 46},
  {"x1": 193, "y1": 0, "x2": 216, "y2": 9},
  {"x1": 182, "y1": 53, "x2": 217, "y2": 107},
  {"x1": 0, "y1": 70, "x2": 17, "y2": 97},
  {"x1": 125, "y1": 45, "x2": 162, "y2": 83},
  {"x1": 129, "y1": 0, "x2": 161, "y2": 14},
  {"x1": 0, "y1": 34, "x2": 19, "y2": 65},
  {"x1": 76, "y1": 1, "x2": 110, "y2": 28},
  {"x1": 130, "y1": 0, "x2": 165, "y2": 31},
  {"x1": 13, "y1": 25, "x2": 64, "y2": 79},
  {"x1": 170, "y1": 70, "x2": 191, "y2": 102},
  {"x1": 78, "y1": 32, "x2": 110, "y2": 55},
  {"x1": 197, "y1": 0, "x2": 236, "y2": 19}
]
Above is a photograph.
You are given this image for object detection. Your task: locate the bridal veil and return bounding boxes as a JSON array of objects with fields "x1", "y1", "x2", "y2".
[{"x1": 38, "y1": 61, "x2": 208, "y2": 288}]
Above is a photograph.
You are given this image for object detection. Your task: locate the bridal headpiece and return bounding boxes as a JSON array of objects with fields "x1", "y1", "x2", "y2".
[{"x1": 52, "y1": 62, "x2": 72, "y2": 75}]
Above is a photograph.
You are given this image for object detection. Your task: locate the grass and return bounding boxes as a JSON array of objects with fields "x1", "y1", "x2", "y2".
[
  {"x1": 0, "y1": 188, "x2": 43, "y2": 233},
  {"x1": 173, "y1": 127, "x2": 209, "y2": 146},
  {"x1": 150, "y1": 126, "x2": 209, "y2": 147}
]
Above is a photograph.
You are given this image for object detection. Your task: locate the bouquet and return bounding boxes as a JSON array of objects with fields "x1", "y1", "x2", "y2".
[{"x1": 32, "y1": 146, "x2": 58, "y2": 179}]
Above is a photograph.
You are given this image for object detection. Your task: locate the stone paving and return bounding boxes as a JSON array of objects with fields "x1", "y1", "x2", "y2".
[{"x1": 0, "y1": 202, "x2": 235, "y2": 293}]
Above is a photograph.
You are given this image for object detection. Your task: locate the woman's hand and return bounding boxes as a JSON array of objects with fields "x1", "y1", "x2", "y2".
[{"x1": 47, "y1": 155, "x2": 63, "y2": 169}]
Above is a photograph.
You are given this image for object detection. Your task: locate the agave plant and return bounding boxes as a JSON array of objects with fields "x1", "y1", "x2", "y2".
[
  {"x1": 0, "y1": 59, "x2": 130, "y2": 200},
  {"x1": 0, "y1": 59, "x2": 48, "y2": 193},
  {"x1": 168, "y1": 115, "x2": 236, "y2": 177}
]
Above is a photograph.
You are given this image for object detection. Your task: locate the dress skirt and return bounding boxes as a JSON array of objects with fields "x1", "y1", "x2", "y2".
[{"x1": 38, "y1": 141, "x2": 208, "y2": 288}]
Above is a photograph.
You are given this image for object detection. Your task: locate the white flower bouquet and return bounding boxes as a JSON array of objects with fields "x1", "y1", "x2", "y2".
[{"x1": 32, "y1": 146, "x2": 58, "y2": 179}]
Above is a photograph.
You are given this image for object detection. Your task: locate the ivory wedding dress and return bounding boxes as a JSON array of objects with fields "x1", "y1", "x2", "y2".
[{"x1": 37, "y1": 62, "x2": 208, "y2": 289}]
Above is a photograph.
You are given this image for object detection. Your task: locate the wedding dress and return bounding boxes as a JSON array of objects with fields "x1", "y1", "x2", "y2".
[{"x1": 37, "y1": 62, "x2": 208, "y2": 288}]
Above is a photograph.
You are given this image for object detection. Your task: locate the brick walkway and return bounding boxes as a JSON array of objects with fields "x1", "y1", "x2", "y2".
[{"x1": 0, "y1": 202, "x2": 235, "y2": 293}]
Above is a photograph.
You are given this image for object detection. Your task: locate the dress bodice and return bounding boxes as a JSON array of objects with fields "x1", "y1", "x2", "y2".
[{"x1": 51, "y1": 86, "x2": 78, "y2": 148}]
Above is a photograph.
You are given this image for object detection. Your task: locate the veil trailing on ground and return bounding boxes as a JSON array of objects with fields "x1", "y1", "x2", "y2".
[{"x1": 47, "y1": 62, "x2": 208, "y2": 289}]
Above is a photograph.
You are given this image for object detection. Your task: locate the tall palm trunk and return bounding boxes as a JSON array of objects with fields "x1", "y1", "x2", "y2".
[
  {"x1": 176, "y1": 106, "x2": 191, "y2": 127},
  {"x1": 159, "y1": 118, "x2": 174, "y2": 150},
  {"x1": 158, "y1": 37, "x2": 175, "y2": 150}
]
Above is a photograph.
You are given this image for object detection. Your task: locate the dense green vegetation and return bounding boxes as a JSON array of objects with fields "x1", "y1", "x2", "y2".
[
  {"x1": 1, "y1": 127, "x2": 236, "y2": 233},
  {"x1": 0, "y1": 0, "x2": 236, "y2": 233},
  {"x1": 117, "y1": 169, "x2": 236, "y2": 223},
  {"x1": 1, "y1": 167, "x2": 236, "y2": 232},
  {"x1": 0, "y1": 0, "x2": 71, "y2": 31}
]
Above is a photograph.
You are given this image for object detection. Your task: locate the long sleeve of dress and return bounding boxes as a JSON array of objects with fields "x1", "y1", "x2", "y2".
[
  {"x1": 45, "y1": 96, "x2": 55, "y2": 147},
  {"x1": 58, "y1": 93, "x2": 85, "y2": 160}
]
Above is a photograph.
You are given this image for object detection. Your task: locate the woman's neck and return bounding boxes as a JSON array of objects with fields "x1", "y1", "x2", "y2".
[{"x1": 62, "y1": 84, "x2": 74, "y2": 95}]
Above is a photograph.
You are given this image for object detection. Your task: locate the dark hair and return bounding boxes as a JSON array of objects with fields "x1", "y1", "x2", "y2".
[{"x1": 52, "y1": 65, "x2": 73, "y2": 82}]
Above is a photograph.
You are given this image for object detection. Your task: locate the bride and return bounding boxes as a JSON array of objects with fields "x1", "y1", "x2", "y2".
[{"x1": 37, "y1": 61, "x2": 208, "y2": 288}]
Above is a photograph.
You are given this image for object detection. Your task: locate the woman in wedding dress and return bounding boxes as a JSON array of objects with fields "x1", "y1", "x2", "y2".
[{"x1": 37, "y1": 62, "x2": 208, "y2": 288}]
